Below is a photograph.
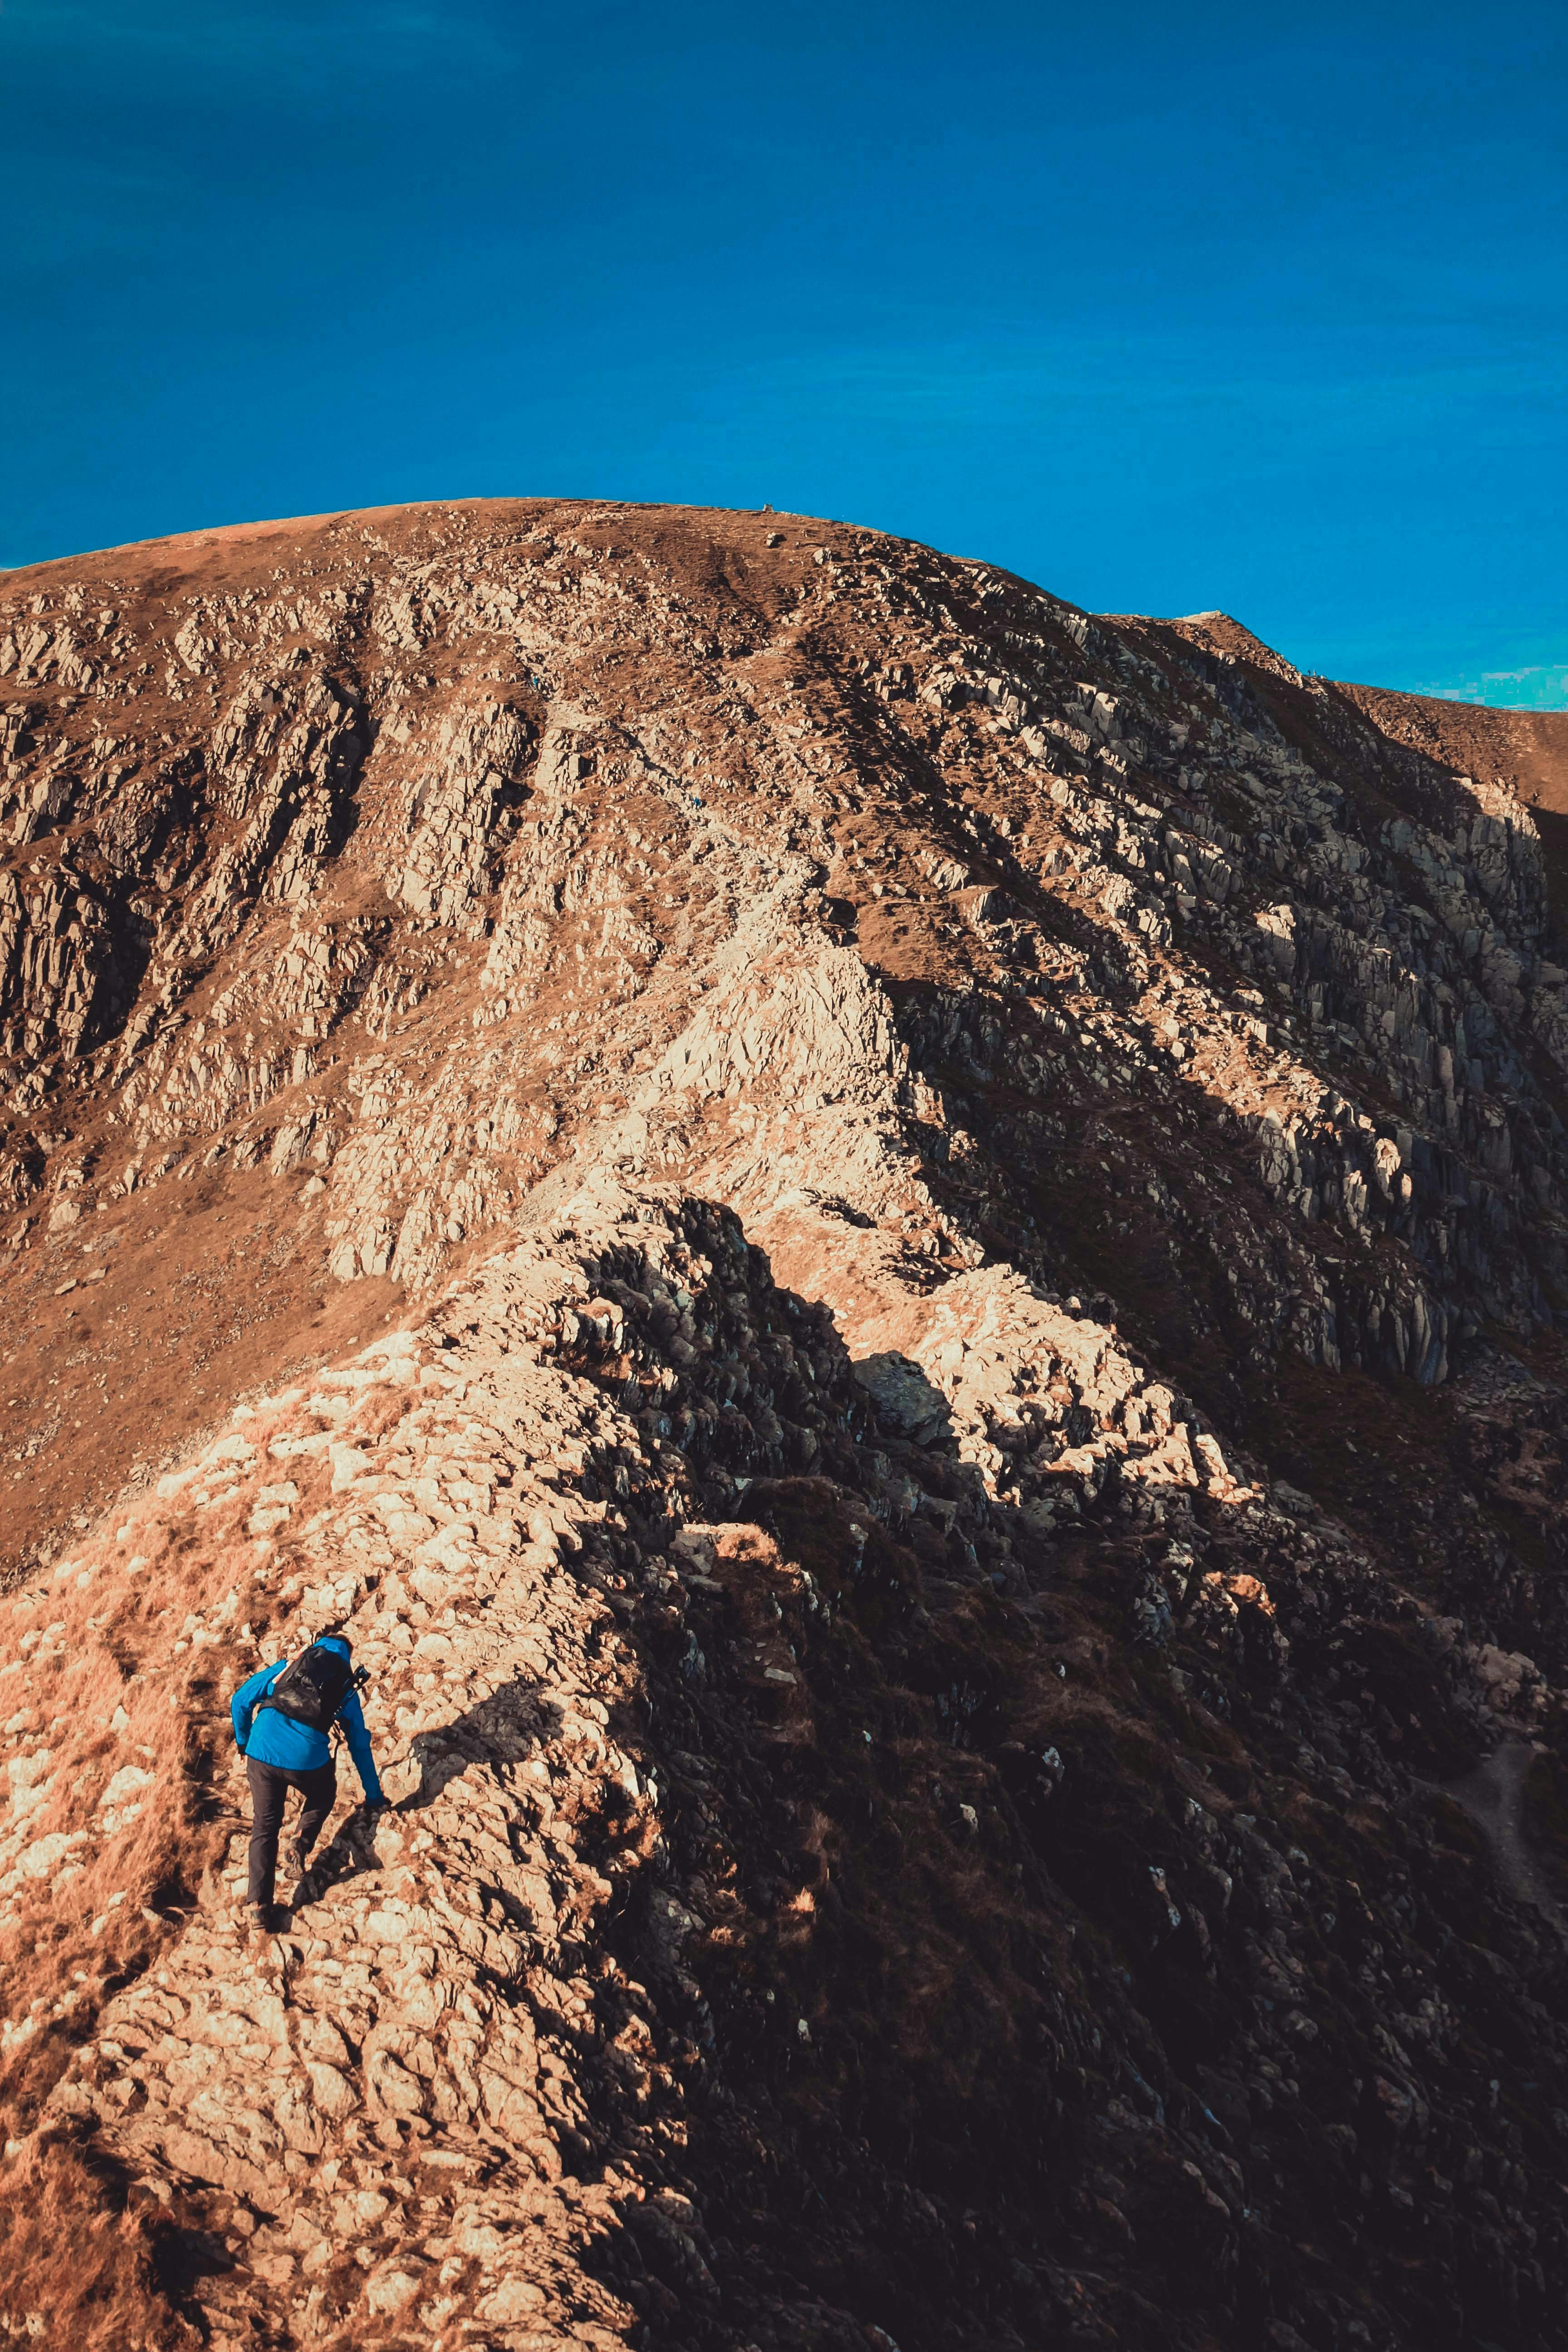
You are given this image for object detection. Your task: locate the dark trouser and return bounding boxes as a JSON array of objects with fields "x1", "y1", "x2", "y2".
[{"x1": 246, "y1": 1756, "x2": 336, "y2": 1906}]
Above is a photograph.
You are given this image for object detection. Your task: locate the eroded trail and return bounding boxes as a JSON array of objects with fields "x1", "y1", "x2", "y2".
[{"x1": 1447, "y1": 1741, "x2": 1568, "y2": 1941}]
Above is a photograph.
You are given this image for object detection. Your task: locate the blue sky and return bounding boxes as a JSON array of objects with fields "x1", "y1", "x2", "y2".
[{"x1": 3, "y1": 1, "x2": 1564, "y2": 702}]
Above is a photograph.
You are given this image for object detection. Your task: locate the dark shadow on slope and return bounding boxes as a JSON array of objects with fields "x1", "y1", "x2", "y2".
[
  {"x1": 293, "y1": 1681, "x2": 565, "y2": 1910},
  {"x1": 1444, "y1": 1738, "x2": 1568, "y2": 1944},
  {"x1": 1535, "y1": 804, "x2": 1568, "y2": 952},
  {"x1": 848, "y1": 1352, "x2": 954, "y2": 1446},
  {"x1": 399, "y1": 1679, "x2": 568, "y2": 1808}
]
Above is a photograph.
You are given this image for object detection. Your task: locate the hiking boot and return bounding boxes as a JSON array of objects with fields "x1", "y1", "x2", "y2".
[
  {"x1": 284, "y1": 1837, "x2": 311, "y2": 1879},
  {"x1": 248, "y1": 1901, "x2": 285, "y2": 1936}
]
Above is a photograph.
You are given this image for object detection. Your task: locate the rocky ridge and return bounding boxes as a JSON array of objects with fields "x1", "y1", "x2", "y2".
[{"x1": 1, "y1": 502, "x2": 1567, "y2": 2350}]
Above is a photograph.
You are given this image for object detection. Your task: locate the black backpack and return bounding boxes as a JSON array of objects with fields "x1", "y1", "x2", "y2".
[{"x1": 261, "y1": 1642, "x2": 354, "y2": 1732}]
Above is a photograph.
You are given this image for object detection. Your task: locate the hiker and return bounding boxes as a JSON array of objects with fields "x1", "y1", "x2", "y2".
[{"x1": 231, "y1": 1628, "x2": 387, "y2": 1930}]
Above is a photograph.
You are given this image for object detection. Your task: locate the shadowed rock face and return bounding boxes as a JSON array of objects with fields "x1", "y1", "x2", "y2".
[{"x1": 1, "y1": 501, "x2": 1568, "y2": 2350}]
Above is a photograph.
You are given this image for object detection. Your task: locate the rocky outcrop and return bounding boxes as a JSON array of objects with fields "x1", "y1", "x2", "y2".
[
  {"x1": 1, "y1": 503, "x2": 1567, "y2": 2351},
  {"x1": 1, "y1": 1172, "x2": 1560, "y2": 2352}
]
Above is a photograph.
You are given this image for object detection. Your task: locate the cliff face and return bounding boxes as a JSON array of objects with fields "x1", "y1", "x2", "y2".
[{"x1": 2, "y1": 502, "x2": 1567, "y2": 2352}]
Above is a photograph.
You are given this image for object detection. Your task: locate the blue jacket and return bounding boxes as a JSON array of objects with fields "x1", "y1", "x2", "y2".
[{"x1": 232, "y1": 1637, "x2": 383, "y2": 1802}]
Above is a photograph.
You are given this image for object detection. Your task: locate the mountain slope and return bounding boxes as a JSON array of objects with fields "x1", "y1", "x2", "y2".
[
  {"x1": 2, "y1": 501, "x2": 1567, "y2": 2351},
  {"x1": 1333, "y1": 675, "x2": 1568, "y2": 936}
]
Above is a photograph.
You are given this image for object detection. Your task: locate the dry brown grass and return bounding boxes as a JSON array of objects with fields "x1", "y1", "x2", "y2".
[
  {"x1": 0, "y1": 1394, "x2": 333, "y2": 2136},
  {"x1": 0, "y1": 1392, "x2": 344, "y2": 2336},
  {"x1": 0, "y1": 1343, "x2": 440, "y2": 2342},
  {"x1": 0, "y1": 2133, "x2": 192, "y2": 2348}
]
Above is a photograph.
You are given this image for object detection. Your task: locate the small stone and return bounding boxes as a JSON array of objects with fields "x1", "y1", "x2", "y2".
[{"x1": 364, "y1": 2267, "x2": 422, "y2": 2315}]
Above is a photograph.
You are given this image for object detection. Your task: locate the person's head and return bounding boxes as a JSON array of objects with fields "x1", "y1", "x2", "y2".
[{"x1": 316, "y1": 1624, "x2": 352, "y2": 1652}]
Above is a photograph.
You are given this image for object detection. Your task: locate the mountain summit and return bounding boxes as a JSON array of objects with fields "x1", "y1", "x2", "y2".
[{"x1": 2, "y1": 500, "x2": 1567, "y2": 2350}]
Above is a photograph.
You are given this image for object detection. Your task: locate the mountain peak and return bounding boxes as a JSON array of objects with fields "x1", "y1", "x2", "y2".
[{"x1": 3, "y1": 499, "x2": 1567, "y2": 2350}]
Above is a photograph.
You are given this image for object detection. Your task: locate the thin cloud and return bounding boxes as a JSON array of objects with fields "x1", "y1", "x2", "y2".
[
  {"x1": 1412, "y1": 662, "x2": 1568, "y2": 712},
  {"x1": 0, "y1": 1, "x2": 520, "y2": 74}
]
